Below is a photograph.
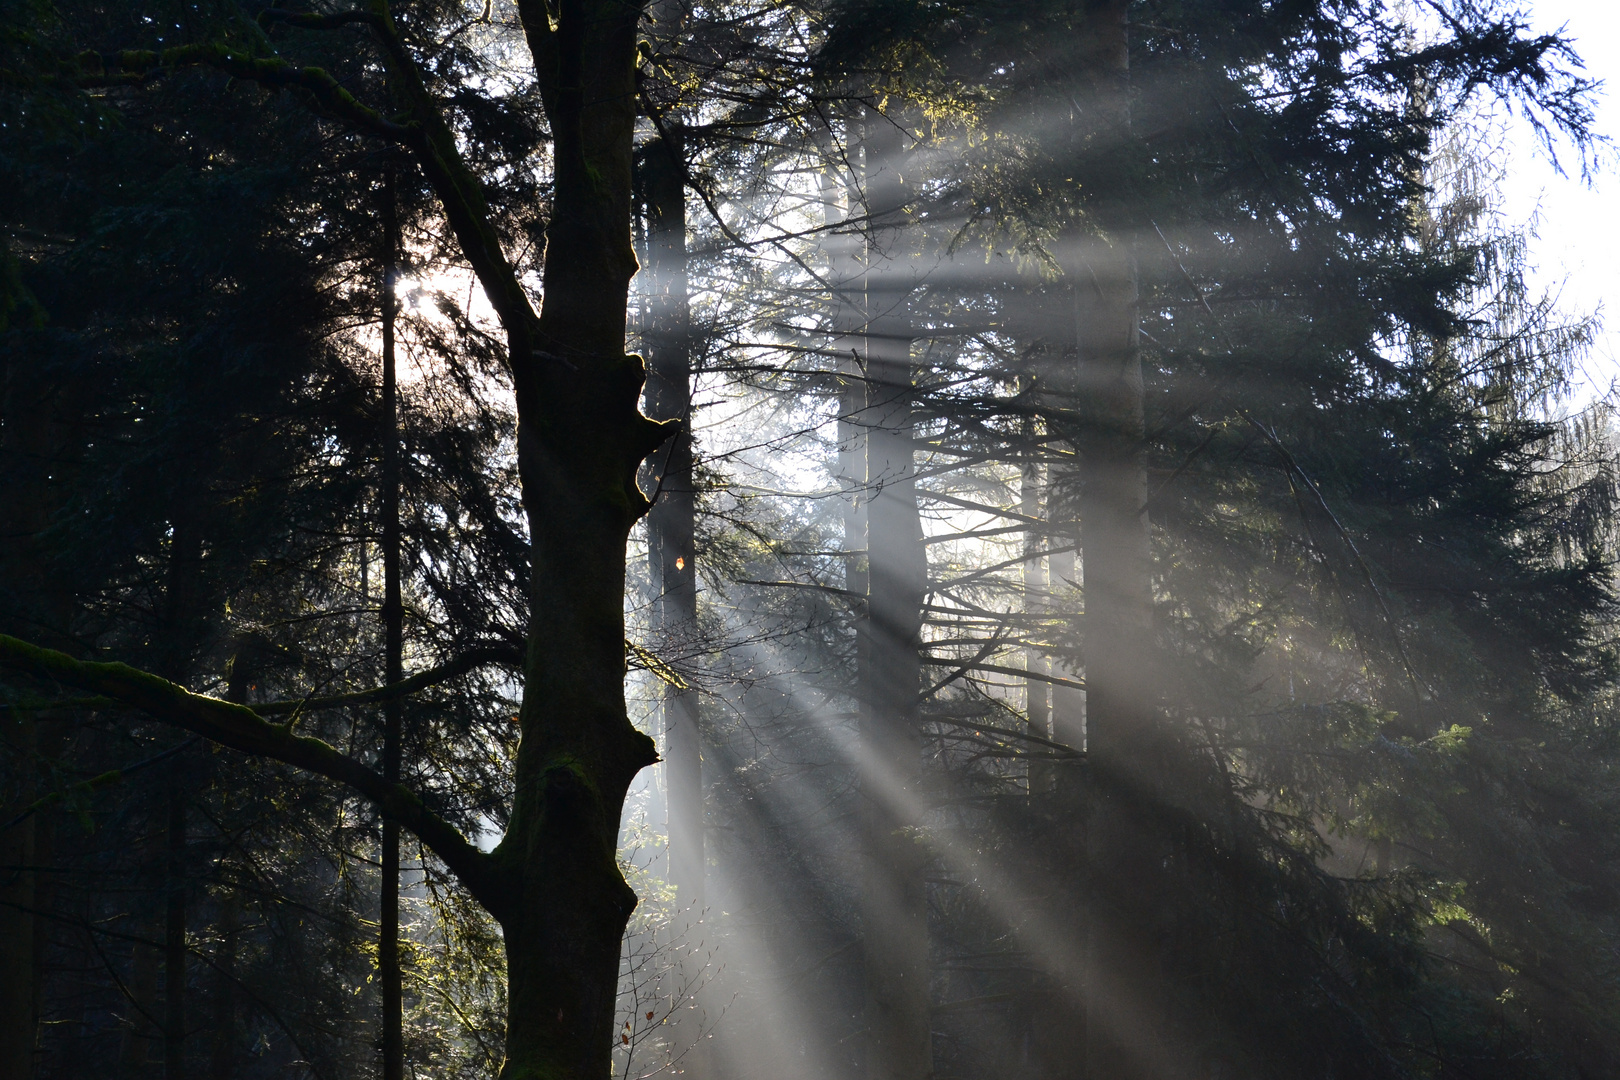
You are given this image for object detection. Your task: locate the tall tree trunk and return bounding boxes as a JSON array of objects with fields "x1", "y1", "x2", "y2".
[
  {"x1": 379, "y1": 171, "x2": 407, "y2": 1080},
  {"x1": 497, "y1": 5, "x2": 666, "y2": 1079},
  {"x1": 142, "y1": 567, "x2": 199, "y2": 1080},
  {"x1": 157, "y1": 515, "x2": 205, "y2": 1080},
  {"x1": 857, "y1": 108, "x2": 932, "y2": 1080},
  {"x1": 165, "y1": 775, "x2": 188, "y2": 1080},
  {"x1": 822, "y1": 120, "x2": 868, "y2": 605},
  {"x1": 1073, "y1": 0, "x2": 1150, "y2": 786},
  {"x1": 643, "y1": 130, "x2": 701, "y2": 921},
  {"x1": 642, "y1": 125, "x2": 709, "y2": 1078},
  {"x1": 1067, "y1": 4, "x2": 1163, "y2": 1077}
]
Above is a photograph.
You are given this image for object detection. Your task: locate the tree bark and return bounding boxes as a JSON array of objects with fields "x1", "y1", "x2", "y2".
[{"x1": 857, "y1": 107, "x2": 933, "y2": 1080}]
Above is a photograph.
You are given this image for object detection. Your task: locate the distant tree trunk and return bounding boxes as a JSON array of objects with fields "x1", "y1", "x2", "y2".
[
  {"x1": 642, "y1": 124, "x2": 710, "y2": 1079},
  {"x1": 822, "y1": 121, "x2": 867, "y2": 604},
  {"x1": 643, "y1": 129, "x2": 701, "y2": 919},
  {"x1": 1022, "y1": 449, "x2": 1052, "y2": 796},
  {"x1": 857, "y1": 108, "x2": 933, "y2": 1080},
  {"x1": 379, "y1": 170, "x2": 406, "y2": 1080},
  {"x1": 1067, "y1": 4, "x2": 1163, "y2": 1078},
  {"x1": 1073, "y1": 0, "x2": 1150, "y2": 795},
  {"x1": 1046, "y1": 536, "x2": 1085, "y2": 754}
]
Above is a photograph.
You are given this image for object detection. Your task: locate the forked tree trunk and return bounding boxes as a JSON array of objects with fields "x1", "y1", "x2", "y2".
[{"x1": 857, "y1": 108, "x2": 933, "y2": 1080}]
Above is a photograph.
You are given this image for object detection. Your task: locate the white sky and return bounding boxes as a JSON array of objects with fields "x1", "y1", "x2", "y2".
[{"x1": 1500, "y1": 1, "x2": 1620, "y2": 403}]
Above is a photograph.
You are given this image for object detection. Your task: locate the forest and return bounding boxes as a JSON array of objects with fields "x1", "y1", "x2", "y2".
[{"x1": 3, "y1": 1, "x2": 1620, "y2": 1079}]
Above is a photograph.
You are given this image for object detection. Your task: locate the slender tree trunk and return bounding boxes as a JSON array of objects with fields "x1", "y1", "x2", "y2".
[
  {"x1": 641, "y1": 125, "x2": 710, "y2": 1078},
  {"x1": 208, "y1": 895, "x2": 240, "y2": 1080},
  {"x1": 120, "y1": 944, "x2": 161, "y2": 1076},
  {"x1": 379, "y1": 171, "x2": 406, "y2": 1080},
  {"x1": 857, "y1": 108, "x2": 932, "y2": 1080},
  {"x1": 165, "y1": 777, "x2": 188, "y2": 1080},
  {"x1": 823, "y1": 120, "x2": 868, "y2": 604},
  {"x1": 0, "y1": 359, "x2": 74, "y2": 1080},
  {"x1": 643, "y1": 130, "x2": 701, "y2": 921},
  {"x1": 1022, "y1": 450, "x2": 1052, "y2": 796},
  {"x1": 1047, "y1": 537, "x2": 1085, "y2": 754},
  {"x1": 158, "y1": 518, "x2": 204, "y2": 1080}
]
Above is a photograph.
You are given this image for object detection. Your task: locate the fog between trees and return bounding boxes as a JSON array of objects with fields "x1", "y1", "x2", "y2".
[{"x1": 4, "y1": 2, "x2": 1620, "y2": 1079}]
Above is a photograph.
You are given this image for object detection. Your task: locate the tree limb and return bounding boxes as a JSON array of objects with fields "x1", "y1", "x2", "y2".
[{"x1": 0, "y1": 633, "x2": 514, "y2": 919}]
